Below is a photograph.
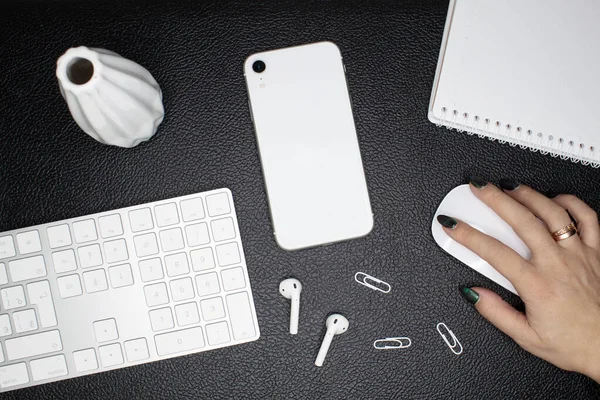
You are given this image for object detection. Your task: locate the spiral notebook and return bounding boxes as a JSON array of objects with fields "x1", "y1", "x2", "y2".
[{"x1": 429, "y1": 0, "x2": 600, "y2": 167}]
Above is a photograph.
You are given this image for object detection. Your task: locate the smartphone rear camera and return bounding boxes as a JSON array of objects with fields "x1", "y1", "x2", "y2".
[{"x1": 252, "y1": 60, "x2": 266, "y2": 73}]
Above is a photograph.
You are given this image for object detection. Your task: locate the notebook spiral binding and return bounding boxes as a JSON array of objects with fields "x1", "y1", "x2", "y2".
[{"x1": 436, "y1": 107, "x2": 600, "y2": 168}]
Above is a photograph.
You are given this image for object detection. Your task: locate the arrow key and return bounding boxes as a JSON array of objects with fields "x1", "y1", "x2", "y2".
[
  {"x1": 124, "y1": 338, "x2": 149, "y2": 362},
  {"x1": 73, "y1": 348, "x2": 98, "y2": 372},
  {"x1": 99, "y1": 343, "x2": 123, "y2": 367},
  {"x1": 93, "y1": 318, "x2": 118, "y2": 343}
]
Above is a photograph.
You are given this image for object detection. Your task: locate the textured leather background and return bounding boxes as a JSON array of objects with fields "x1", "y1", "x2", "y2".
[{"x1": 1, "y1": 0, "x2": 600, "y2": 398}]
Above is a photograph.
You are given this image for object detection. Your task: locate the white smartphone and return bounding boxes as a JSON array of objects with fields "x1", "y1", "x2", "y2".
[{"x1": 244, "y1": 41, "x2": 373, "y2": 251}]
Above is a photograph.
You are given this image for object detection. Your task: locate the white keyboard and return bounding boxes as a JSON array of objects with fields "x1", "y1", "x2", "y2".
[{"x1": 0, "y1": 188, "x2": 260, "y2": 392}]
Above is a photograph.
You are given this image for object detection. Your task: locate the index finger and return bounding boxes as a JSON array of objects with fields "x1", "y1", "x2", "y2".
[{"x1": 468, "y1": 178, "x2": 556, "y2": 253}]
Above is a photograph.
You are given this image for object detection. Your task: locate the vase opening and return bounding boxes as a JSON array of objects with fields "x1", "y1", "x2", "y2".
[{"x1": 66, "y1": 57, "x2": 94, "y2": 85}]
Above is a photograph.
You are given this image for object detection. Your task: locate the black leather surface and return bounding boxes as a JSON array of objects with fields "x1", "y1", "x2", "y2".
[{"x1": 1, "y1": 0, "x2": 600, "y2": 398}]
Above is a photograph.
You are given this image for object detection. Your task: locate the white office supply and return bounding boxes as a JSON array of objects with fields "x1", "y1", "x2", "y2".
[
  {"x1": 0, "y1": 189, "x2": 259, "y2": 392},
  {"x1": 354, "y1": 272, "x2": 391, "y2": 293},
  {"x1": 429, "y1": 0, "x2": 600, "y2": 166},
  {"x1": 432, "y1": 185, "x2": 531, "y2": 295},
  {"x1": 373, "y1": 337, "x2": 411, "y2": 350},
  {"x1": 436, "y1": 323, "x2": 463, "y2": 356}
]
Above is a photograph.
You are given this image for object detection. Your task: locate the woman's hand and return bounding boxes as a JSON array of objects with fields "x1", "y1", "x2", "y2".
[{"x1": 437, "y1": 177, "x2": 600, "y2": 381}]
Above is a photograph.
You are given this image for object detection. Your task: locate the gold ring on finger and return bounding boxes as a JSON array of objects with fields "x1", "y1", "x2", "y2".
[{"x1": 551, "y1": 221, "x2": 578, "y2": 242}]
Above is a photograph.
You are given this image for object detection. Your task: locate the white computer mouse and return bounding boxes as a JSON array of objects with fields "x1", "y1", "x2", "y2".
[{"x1": 432, "y1": 184, "x2": 532, "y2": 295}]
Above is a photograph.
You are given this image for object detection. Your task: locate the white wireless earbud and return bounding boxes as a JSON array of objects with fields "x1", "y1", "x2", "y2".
[
  {"x1": 279, "y1": 278, "x2": 302, "y2": 335},
  {"x1": 315, "y1": 314, "x2": 349, "y2": 367}
]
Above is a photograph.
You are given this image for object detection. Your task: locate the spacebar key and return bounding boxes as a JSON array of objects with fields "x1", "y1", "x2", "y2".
[
  {"x1": 155, "y1": 327, "x2": 205, "y2": 356},
  {"x1": 5, "y1": 330, "x2": 62, "y2": 361}
]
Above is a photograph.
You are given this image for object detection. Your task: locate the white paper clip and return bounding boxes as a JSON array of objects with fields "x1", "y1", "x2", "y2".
[
  {"x1": 354, "y1": 272, "x2": 391, "y2": 293},
  {"x1": 436, "y1": 322, "x2": 463, "y2": 355},
  {"x1": 373, "y1": 337, "x2": 412, "y2": 350}
]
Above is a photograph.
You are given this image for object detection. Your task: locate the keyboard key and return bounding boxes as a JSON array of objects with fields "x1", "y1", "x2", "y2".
[
  {"x1": 57, "y1": 274, "x2": 83, "y2": 298},
  {"x1": 73, "y1": 219, "x2": 98, "y2": 243},
  {"x1": 175, "y1": 302, "x2": 200, "y2": 326},
  {"x1": 0, "y1": 236, "x2": 16, "y2": 259},
  {"x1": 98, "y1": 343, "x2": 123, "y2": 367},
  {"x1": 149, "y1": 307, "x2": 174, "y2": 331},
  {"x1": 139, "y1": 258, "x2": 163, "y2": 282},
  {"x1": 30, "y1": 354, "x2": 68, "y2": 382},
  {"x1": 0, "y1": 346, "x2": 3, "y2": 363},
  {"x1": 78, "y1": 244, "x2": 103, "y2": 269},
  {"x1": 124, "y1": 338, "x2": 150, "y2": 362},
  {"x1": 155, "y1": 203, "x2": 179, "y2": 227},
  {"x1": 108, "y1": 264, "x2": 134, "y2": 288},
  {"x1": 144, "y1": 283, "x2": 169, "y2": 307},
  {"x1": 221, "y1": 267, "x2": 246, "y2": 292},
  {"x1": 134, "y1": 233, "x2": 159, "y2": 257},
  {"x1": 93, "y1": 318, "x2": 118, "y2": 343},
  {"x1": 16, "y1": 230, "x2": 42, "y2": 254},
  {"x1": 0, "y1": 263, "x2": 7, "y2": 284},
  {"x1": 13, "y1": 309, "x2": 37, "y2": 333},
  {"x1": 170, "y1": 277, "x2": 195, "y2": 302},
  {"x1": 154, "y1": 326, "x2": 205, "y2": 356},
  {"x1": 216, "y1": 242, "x2": 241, "y2": 266},
  {"x1": 129, "y1": 208, "x2": 154, "y2": 232},
  {"x1": 195, "y1": 272, "x2": 220, "y2": 297},
  {"x1": 226, "y1": 292, "x2": 256, "y2": 340},
  {"x1": 210, "y1": 218, "x2": 236, "y2": 242},
  {"x1": 0, "y1": 314, "x2": 12, "y2": 336},
  {"x1": 206, "y1": 321, "x2": 231, "y2": 346},
  {"x1": 73, "y1": 348, "x2": 98, "y2": 372},
  {"x1": 206, "y1": 192, "x2": 231, "y2": 217},
  {"x1": 8, "y1": 255, "x2": 47, "y2": 282},
  {"x1": 165, "y1": 252, "x2": 189, "y2": 277},
  {"x1": 200, "y1": 297, "x2": 225, "y2": 321},
  {"x1": 180, "y1": 197, "x2": 205, "y2": 222},
  {"x1": 5, "y1": 330, "x2": 62, "y2": 360},
  {"x1": 27, "y1": 281, "x2": 57, "y2": 327},
  {"x1": 0, "y1": 363, "x2": 29, "y2": 389},
  {"x1": 104, "y1": 239, "x2": 128, "y2": 264},
  {"x1": 185, "y1": 223, "x2": 210, "y2": 247},
  {"x1": 46, "y1": 224, "x2": 72, "y2": 249},
  {"x1": 51, "y1": 249, "x2": 77, "y2": 274},
  {"x1": 159, "y1": 228, "x2": 184, "y2": 252},
  {"x1": 98, "y1": 214, "x2": 124, "y2": 238},
  {"x1": 1, "y1": 286, "x2": 26, "y2": 310},
  {"x1": 190, "y1": 248, "x2": 215, "y2": 271},
  {"x1": 83, "y1": 269, "x2": 108, "y2": 293}
]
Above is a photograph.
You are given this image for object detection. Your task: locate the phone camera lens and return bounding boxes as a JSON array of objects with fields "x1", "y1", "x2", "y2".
[{"x1": 252, "y1": 60, "x2": 266, "y2": 73}]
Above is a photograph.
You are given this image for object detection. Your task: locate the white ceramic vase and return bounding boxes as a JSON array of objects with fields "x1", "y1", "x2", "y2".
[{"x1": 56, "y1": 46, "x2": 164, "y2": 148}]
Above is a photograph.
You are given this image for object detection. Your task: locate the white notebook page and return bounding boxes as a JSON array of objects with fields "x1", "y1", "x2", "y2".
[{"x1": 429, "y1": 0, "x2": 600, "y2": 165}]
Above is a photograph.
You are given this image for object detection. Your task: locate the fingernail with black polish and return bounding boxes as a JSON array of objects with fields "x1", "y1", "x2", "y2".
[
  {"x1": 499, "y1": 178, "x2": 520, "y2": 191},
  {"x1": 437, "y1": 215, "x2": 458, "y2": 229},
  {"x1": 460, "y1": 287, "x2": 480, "y2": 305},
  {"x1": 468, "y1": 175, "x2": 488, "y2": 189}
]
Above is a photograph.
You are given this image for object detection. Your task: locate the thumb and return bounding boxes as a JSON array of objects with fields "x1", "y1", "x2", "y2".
[{"x1": 462, "y1": 287, "x2": 540, "y2": 349}]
